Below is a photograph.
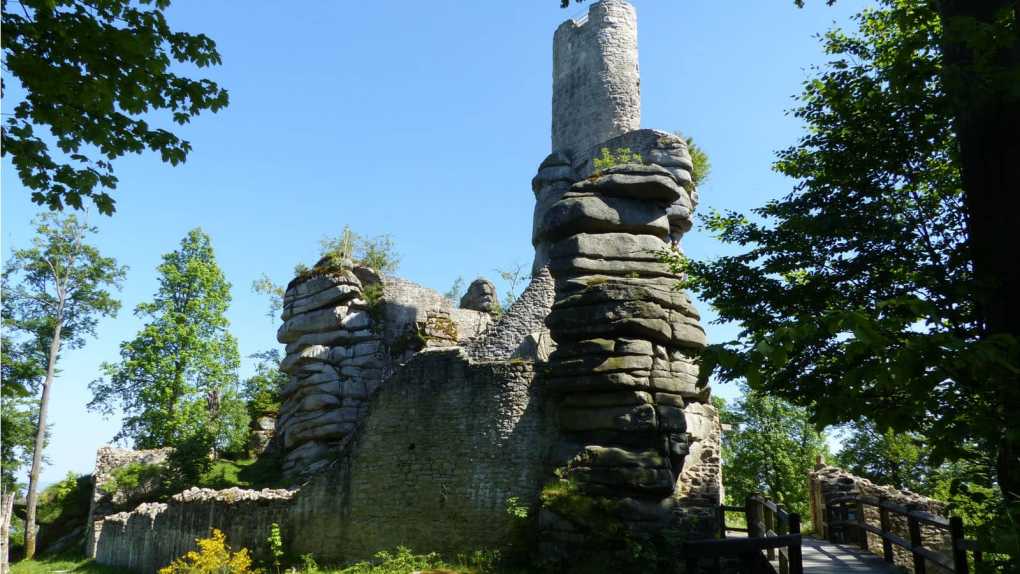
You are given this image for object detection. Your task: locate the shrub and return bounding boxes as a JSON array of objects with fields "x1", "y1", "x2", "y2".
[
  {"x1": 336, "y1": 546, "x2": 496, "y2": 574},
  {"x1": 592, "y1": 147, "x2": 643, "y2": 175},
  {"x1": 159, "y1": 529, "x2": 255, "y2": 574},
  {"x1": 99, "y1": 462, "x2": 164, "y2": 496},
  {"x1": 317, "y1": 227, "x2": 400, "y2": 274},
  {"x1": 165, "y1": 433, "x2": 215, "y2": 492},
  {"x1": 685, "y1": 137, "x2": 711, "y2": 187}
]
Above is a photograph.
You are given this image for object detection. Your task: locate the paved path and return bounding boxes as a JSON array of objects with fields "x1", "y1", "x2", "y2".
[{"x1": 797, "y1": 537, "x2": 901, "y2": 574}]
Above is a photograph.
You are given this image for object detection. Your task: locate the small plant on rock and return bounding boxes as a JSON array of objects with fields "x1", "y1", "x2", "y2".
[{"x1": 592, "y1": 147, "x2": 643, "y2": 176}]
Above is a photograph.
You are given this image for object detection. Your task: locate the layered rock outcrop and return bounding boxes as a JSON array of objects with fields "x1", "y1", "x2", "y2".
[{"x1": 537, "y1": 142, "x2": 720, "y2": 548}]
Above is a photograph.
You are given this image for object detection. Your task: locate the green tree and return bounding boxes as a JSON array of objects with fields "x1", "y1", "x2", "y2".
[
  {"x1": 0, "y1": 335, "x2": 42, "y2": 494},
  {"x1": 716, "y1": 389, "x2": 828, "y2": 516},
  {"x1": 241, "y1": 350, "x2": 286, "y2": 419},
  {"x1": 1, "y1": 212, "x2": 125, "y2": 559},
  {"x1": 662, "y1": 0, "x2": 1019, "y2": 501},
  {"x1": 835, "y1": 422, "x2": 933, "y2": 493},
  {"x1": 1, "y1": 0, "x2": 229, "y2": 215},
  {"x1": 89, "y1": 228, "x2": 247, "y2": 460}
]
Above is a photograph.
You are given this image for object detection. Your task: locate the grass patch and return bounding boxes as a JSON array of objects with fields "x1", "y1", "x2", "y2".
[
  {"x1": 198, "y1": 456, "x2": 287, "y2": 490},
  {"x1": 322, "y1": 547, "x2": 505, "y2": 574},
  {"x1": 10, "y1": 555, "x2": 133, "y2": 574}
]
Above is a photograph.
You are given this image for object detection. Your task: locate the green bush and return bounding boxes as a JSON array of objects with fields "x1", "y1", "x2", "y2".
[
  {"x1": 334, "y1": 546, "x2": 497, "y2": 574},
  {"x1": 592, "y1": 147, "x2": 643, "y2": 175},
  {"x1": 685, "y1": 137, "x2": 711, "y2": 187},
  {"x1": 99, "y1": 462, "x2": 164, "y2": 496}
]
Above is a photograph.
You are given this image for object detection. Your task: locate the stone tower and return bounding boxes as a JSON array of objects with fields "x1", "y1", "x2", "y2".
[{"x1": 552, "y1": 0, "x2": 641, "y2": 157}]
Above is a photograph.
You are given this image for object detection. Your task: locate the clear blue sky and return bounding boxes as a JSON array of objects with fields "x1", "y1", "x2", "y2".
[{"x1": 1, "y1": 0, "x2": 870, "y2": 486}]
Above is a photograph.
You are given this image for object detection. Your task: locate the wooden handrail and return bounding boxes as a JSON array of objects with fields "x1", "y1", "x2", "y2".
[
  {"x1": 823, "y1": 494, "x2": 977, "y2": 574},
  {"x1": 691, "y1": 495, "x2": 802, "y2": 574}
]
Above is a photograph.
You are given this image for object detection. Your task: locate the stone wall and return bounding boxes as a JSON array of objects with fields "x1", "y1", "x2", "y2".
[
  {"x1": 465, "y1": 267, "x2": 556, "y2": 361},
  {"x1": 809, "y1": 465, "x2": 952, "y2": 573},
  {"x1": 93, "y1": 488, "x2": 294, "y2": 573},
  {"x1": 287, "y1": 348, "x2": 552, "y2": 562},
  {"x1": 552, "y1": 0, "x2": 640, "y2": 157},
  {"x1": 275, "y1": 267, "x2": 491, "y2": 478},
  {"x1": 86, "y1": 446, "x2": 172, "y2": 557}
]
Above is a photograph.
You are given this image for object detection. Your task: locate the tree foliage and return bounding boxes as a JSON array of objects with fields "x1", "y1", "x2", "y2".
[
  {"x1": 664, "y1": 0, "x2": 1017, "y2": 480},
  {"x1": 0, "y1": 335, "x2": 42, "y2": 494},
  {"x1": 89, "y1": 228, "x2": 246, "y2": 457},
  {"x1": 1, "y1": 0, "x2": 229, "y2": 215},
  {"x1": 241, "y1": 350, "x2": 286, "y2": 418},
  {"x1": 715, "y1": 390, "x2": 828, "y2": 516},
  {"x1": 835, "y1": 421, "x2": 933, "y2": 493},
  {"x1": 1, "y1": 212, "x2": 125, "y2": 558}
]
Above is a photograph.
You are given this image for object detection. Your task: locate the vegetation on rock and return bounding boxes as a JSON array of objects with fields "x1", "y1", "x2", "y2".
[{"x1": 591, "y1": 147, "x2": 643, "y2": 176}]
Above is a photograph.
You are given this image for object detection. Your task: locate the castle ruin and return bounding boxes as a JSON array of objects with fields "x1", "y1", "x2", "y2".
[{"x1": 89, "y1": 1, "x2": 722, "y2": 569}]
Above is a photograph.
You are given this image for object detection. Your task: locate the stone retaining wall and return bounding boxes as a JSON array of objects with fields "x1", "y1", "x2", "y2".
[
  {"x1": 809, "y1": 465, "x2": 952, "y2": 573},
  {"x1": 86, "y1": 446, "x2": 172, "y2": 557},
  {"x1": 92, "y1": 488, "x2": 294, "y2": 573}
]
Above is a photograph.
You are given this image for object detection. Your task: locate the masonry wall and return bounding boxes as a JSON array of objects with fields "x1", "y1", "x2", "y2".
[
  {"x1": 809, "y1": 465, "x2": 953, "y2": 573},
  {"x1": 86, "y1": 447, "x2": 172, "y2": 557},
  {"x1": 287, "y1": 348, "x2": 551, "y2": 562},
  {"x1": 92, "y1": 488, "x2": 294, "y2": 574},
  {"x1": 552, "y1": 0, "x2": 640, "y2": 156}
]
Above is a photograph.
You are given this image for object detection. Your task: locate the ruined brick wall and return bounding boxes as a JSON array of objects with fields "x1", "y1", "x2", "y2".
[
  {"x1": 810, "y1": 466, "x2": 952, "y2": 573},
  {"x1": 287, "y1": 348, "x2": 552, "y2": 562},
  {"x1": 86, "y1": 446, "x2": 172, "y2": 558},
  {"x1": 275, "y1": 268, "x2": 492, "y2": 478},
  {"x1": 92, "y1": 488, "x2": 294, "y2": 573},
  {"x1": 552, "y1": 0, "x2": 640, "y2": 157},
  {"x1": 465, "y1": 268, "x2": 556, "y2": 361}
]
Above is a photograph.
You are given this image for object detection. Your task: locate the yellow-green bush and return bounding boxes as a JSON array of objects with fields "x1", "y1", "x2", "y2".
[{"x1": 159, "y1": 529, "x2": 256, "y2": 574}]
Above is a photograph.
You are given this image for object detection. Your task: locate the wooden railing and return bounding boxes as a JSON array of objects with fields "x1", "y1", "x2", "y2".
[
  {"x1": 684, "y1": 495, "x2": 802, "y2": 574},
  {"x1": 825, "y1": 494, "x2": 980, "y2": 574}
]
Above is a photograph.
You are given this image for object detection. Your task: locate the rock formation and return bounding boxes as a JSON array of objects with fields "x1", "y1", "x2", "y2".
[
  {"x1": 459, "y1": 278, "x2": 499, "y2": 314},
  {"x1": 91, "y1": 1, "x2": 723, "y2": 570}
]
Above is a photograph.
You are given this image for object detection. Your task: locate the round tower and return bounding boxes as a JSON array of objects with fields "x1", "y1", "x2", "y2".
[{"x1": 552, "y1": 0, "x2": 640, "y2": 158}]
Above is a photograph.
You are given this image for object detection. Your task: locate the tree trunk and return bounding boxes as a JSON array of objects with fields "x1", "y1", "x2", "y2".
[
  {"x1": 23, "y1": 320, "x2": 63, "y2": 560},
  {"x1": 1, "y1": 491, "x2": 15, "y2": 574},
  {"x1": 936, "y1": 0, "x2": 1020, "y2": 503}
]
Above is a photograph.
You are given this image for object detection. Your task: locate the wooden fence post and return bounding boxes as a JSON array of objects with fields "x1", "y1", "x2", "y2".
[
  {"x1": 789, "y1": 513, "x2": 803, "y2": 574},
  {"x1": 717, "y1": 505, "x2": 726, "y2": 539},
  {"x1": 908, "y1": 515, "x2": 926, "y2": 574},
  {"x1": 766, "y1": 505, "x2": 776, "y2": 560},
  {"x1": 747, "y1": 496, "x2": 763, "y2": 538},
  {"x1": 857, "y1": 499, "x2": 868, "y2": 551},
  {"x1": 950, "y1": 516, "x2": 969, "y2": 574},
  {"x1": 878, "y1": 497, "x2": 893, "y2": 563}
]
